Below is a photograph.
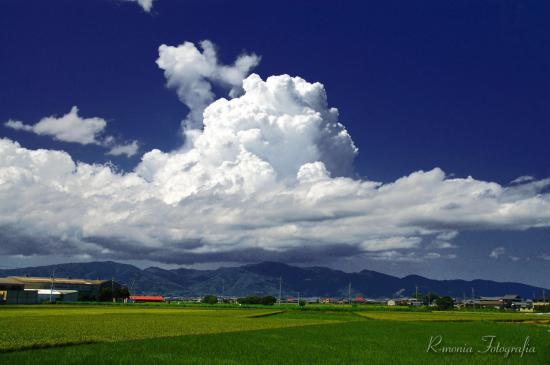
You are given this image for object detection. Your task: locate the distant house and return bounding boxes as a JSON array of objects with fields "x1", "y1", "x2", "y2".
[
  {"x1": 533, "y1": 299, "x2": 550, "y2": 310},
  {"x1": 515, "y1": 300, "x2": 534, "y2": 312},
  {"x1": 129, "y1": 295, "x2": 165, "y2": 303},
  {"x1": 477, "y1": 297, "x2": 503, "y2": 309},
  {"x1": 476, "y1": 294, "x2": 522, "y2": 310},
  {"x1": 387, "y1": 298, "x2": 419, "y2": 306},
  {"x1": 502, "y1": 294, "x2": 522, "y2": 308}
]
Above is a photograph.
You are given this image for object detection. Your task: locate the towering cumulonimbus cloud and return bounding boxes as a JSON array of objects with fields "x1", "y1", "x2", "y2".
[
  {"x1": 1, "y1": 41, "x2": 550, "y2": 264},
  {"x1": 137, "y1": 72, "x2": 358, "y2": 203}
]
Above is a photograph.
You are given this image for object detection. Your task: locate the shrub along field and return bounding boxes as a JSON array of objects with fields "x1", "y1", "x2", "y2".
[{"x1": 0, "y1": 305, "x2": 549, "y2": 364}]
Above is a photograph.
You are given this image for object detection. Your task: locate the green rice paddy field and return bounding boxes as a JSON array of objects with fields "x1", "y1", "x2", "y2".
[{"x1": 1, "y1": 305, "x2": 549, "y2": 364}]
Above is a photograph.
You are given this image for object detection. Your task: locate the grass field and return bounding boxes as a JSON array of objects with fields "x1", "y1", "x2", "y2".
[
  {"x1": 357, "y1": 310, "x2": 550, "y2": 322},
  {"x1": 1, "y1": 305, "x2": 549, "y2": 364}
]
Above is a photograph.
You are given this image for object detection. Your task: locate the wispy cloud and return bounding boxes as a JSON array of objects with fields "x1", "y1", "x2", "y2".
[
  {"x1": 511, "y1": 175, "x2": 535, "y2": 184},
  {"x1": 489, "y1": 247, "x2": 506, "y2": 259}
]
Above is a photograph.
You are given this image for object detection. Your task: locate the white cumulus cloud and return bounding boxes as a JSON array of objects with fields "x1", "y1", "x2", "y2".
[
  {"x1": 125, "y1": 0, "x2": 154, "y2": 12},
  {"x1": 5, "y1": 106, "x2": 106, "y2": 145},
  {"x1": 4, "y1": 106, "x2": 139, "y2": 158},
  {"x1": 107, "y1": 140, "x2": 140, "y2": 157},
  {"x1": 1, "y1": 43, "x2": 550, "y2": 265},
  {"x1": 156, "y1": 40, "x2": 260, "y2": 133}
]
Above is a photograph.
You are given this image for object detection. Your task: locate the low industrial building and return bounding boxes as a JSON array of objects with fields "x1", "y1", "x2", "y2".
[
  {"x1": 0, "y1": 278, "x2": 38, "y2": 304},
  {"x1": 6, "y1": 276, "x2": 121, "y2": 300}
]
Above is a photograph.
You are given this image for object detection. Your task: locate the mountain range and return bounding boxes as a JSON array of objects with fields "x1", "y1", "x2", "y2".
[{"x1": 1, "y1": 261, "x2": 547, "y2": 299}]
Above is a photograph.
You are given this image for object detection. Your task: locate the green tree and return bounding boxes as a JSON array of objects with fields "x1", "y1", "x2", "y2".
[
  {"x1": 424, "y1": 292, "x2": 440, "y2": 305},
  {"x1": 202, "y1": 295, "x2": 218, "y2": 304},
  {"x1": 238, "y1": 296, "x2": 277, "y2": 305},
  {"x1": 116, "y1": 287, "x2": 130, "y2": 299},
  {"x1": 299, "y1": 300, "x2": 306, "y2": 307},
  {"x1": 260, "y1": 296, "x2": 277, "y2": 305},
  {"x1": 435, "y1": 296, "x2": 454, "y2": 310}
]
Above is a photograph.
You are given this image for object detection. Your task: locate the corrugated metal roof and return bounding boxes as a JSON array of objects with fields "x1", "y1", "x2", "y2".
[
  {"x1": 8, "y1": 276, "x2": 107, "y2": 285},
  {"x1": 0, "y1": 278, "x2": 25, "y2": 285}
]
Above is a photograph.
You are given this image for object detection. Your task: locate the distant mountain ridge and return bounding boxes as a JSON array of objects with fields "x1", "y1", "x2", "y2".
[{"x1": 0, "y1": 261, "x2": 547, "y2": 299}]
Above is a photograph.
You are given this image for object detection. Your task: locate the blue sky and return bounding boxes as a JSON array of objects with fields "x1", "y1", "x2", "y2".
[{"x1": 1, "y1": 0, "x2": 549, "y2": 287}]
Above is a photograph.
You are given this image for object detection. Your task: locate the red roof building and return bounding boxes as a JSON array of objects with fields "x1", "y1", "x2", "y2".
[{"x1": 129, "y1": 295, "x2": 165, "y2": 302}]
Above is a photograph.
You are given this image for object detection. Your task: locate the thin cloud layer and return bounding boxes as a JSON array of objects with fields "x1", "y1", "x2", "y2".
[{"x1": 1, "y1": 42, "x2": 550, "y2": 264}]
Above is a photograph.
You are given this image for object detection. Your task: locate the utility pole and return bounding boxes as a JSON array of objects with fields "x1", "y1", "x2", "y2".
[
  {"x1": 112, "y1": 277, "x2": 115, "y2": 303},
  {"x1": 415, "y1": 285, "x2": 419, "y2": 300},
  {"x1": 544, "y1": 289, "x2": 546, "y2": 303},
  {"x1": 297, "y1": 291, "x2": 300, "y2": 305},
  {"x1": 348, "y1": 282, "x2": 351, "y2": 305},
  {"x1": 49, "y1": 269, "x2": 56, "y2": 303},
  {"x1": 472, "y1": 288, "x2": 475, "y2": 310},
  {"x1": 221, "y1": 279, "x2": 225, "y2": 299},
  {"x1": 278, "y1": 276, "x2": 282, "y2": 305}
]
